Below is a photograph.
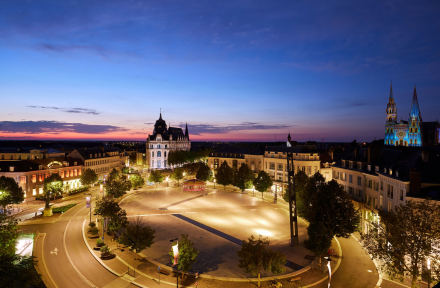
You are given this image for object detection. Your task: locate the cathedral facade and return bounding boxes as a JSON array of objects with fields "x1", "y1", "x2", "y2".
[
  {"x1": 384, "y1": 83, "x2": 439, "y2": 147},
  {"x1": 146, "y1": 112, "x2": 191, "y2": 169}
]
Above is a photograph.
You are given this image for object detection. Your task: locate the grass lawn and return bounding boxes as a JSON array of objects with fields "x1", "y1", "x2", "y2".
[{"x1": 52, "y1": 203, "x2": 77, "y2": 213}]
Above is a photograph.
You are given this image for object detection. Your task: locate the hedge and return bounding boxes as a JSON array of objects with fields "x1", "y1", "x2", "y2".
[{"x1": 68, "y1": 186, "x2": 90, "y2": 195}]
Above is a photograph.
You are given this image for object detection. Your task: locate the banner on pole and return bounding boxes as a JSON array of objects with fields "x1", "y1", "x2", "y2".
[
  {"x1": 86, "y1": 196, "x2": 91, "y2": 208},
  {"x1": 100, "y1": 184, "x2": 103, "y2": 193},
  {"x1": 172, "y1": 243, "x2": 179, "y2": 266}
]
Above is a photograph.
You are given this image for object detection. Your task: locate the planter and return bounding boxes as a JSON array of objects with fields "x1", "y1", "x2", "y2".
[
  {"x1": 89, "y1": 235, "x2": 99, "y2": 239},
  {"x1": 43, "y1": 208, "x2": 53, "y2": 217},
  {"x1": 101, "y1": 253, "x2": 116, "y2": 260},
  {"x1": 93, "y1": 247, "x2": 101, "y2": 251}
]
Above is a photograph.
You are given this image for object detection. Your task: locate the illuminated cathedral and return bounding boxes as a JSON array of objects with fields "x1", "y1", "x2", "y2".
[{"x1": 384, "y1": 83, "x2": 439, "y2": 147}]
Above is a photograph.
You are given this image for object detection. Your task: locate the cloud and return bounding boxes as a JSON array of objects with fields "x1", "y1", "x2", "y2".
[
  {"x1": 182, "y1": 122, "x2": 296, "y2": 135},
  {"x1": 0, "y1": 121, "x2": 127, "y2": 134},
  {"x1": 27, "y1": 106, "x2": 100, "y2": 115}
]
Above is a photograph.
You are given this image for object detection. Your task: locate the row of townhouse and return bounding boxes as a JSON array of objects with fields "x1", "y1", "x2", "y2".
[
  {"x1": 332, "y1": 145, "x2": 440, "y2": 234},
  {"x1": 207, "y1": 139, "x2": 334, "y2": 196},
  {"x1": 0, "y1": 147, "x2": 65, "y2": 160},
  {"x1": 0, "y1": 146, "x2": 128, "y2": 200}
]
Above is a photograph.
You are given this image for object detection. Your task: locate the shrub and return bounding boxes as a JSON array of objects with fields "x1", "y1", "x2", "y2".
[
  {"x1": 68, "y1": 186, "x2": 90, "y2": 195},
  {"x1": 96, "y1": 239, "x2": 105, "y2": 247},
  {"x1": 52, "y1": 203, "x2": 77, "y2": 213},
  {"x1": 89, "y1": 222, "x2": 96, "y2": 228},
  {"x1": 100, "y1": 245, "x2": 111, "y2": 254},
  {"x1": 89, "y1": 227, "x2": 100, "y2": 236}
]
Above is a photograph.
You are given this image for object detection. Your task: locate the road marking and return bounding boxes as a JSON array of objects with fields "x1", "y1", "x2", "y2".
[
  {"x1": 367, "y1": 270, "x2": 372, "y2": 272},
  {"x1": 50, "y1": 247, "x2": 58, "y2": 255}
]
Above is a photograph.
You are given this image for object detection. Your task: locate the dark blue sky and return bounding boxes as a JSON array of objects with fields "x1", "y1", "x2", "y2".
[{"x1": 1, "y1": 0, "x2": 439, "y2": 141}]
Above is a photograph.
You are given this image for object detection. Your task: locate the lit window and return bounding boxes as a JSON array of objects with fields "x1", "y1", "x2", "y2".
[
  {"x1": 32, "y1": 175, "x2": 36, "y2": 183},
  {"x1": 33, "y1": 189, "x2": 36, "y2": 196},
  {"x1": 39, "y1": 188, "x2": 43, "y2": 194}
]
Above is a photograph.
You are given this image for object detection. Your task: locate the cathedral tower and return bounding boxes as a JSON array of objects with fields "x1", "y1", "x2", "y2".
[
  {"x1": 408, "y1": 86, "x2": 422, "y2": 147},
  {"x1": 384, "y1": 82, "x2": 397, "y2": 145}
]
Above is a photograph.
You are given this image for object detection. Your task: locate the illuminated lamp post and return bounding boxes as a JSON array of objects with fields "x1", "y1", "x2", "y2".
[
  {"x1": 84, "y1": 193, "x2": 92, "y2": 223},
  {"x1": 324, "y1": 256, "x2": 332, "y2": 287},
  {"x1": 214, "y1": 178, "x2": 216, "y2": 189},
  {"x1": 428, "y1": 258, "x2": 431, "y2": 288},
  {"x1": 170, "y1": 238, "x2": 179, "y2": 288},
  {"x1": 166, "y1": 176, "x2": 169, "y2": 187}
]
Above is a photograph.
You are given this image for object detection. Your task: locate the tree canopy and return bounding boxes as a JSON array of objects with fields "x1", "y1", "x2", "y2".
[
  {"x1": 171, "y1": 168, "x2": 184, "y2": 185},
  {"x1": 216, "y1": 161, "x2": 233, "y2": 189},
  {"x1": 253, "y1": 171, "x2": 273, "y2": 199},
  {"x1": 168, "y1": 150, "x2": 211, "y2": 167},
  {"x1": 0, "y1": 253, "x2": 41, "y2": 288},
  {"x1": 105, "y1": 176, "x2": 132, "y2": 198},
  {"x1": 237, "y1": 235, "x2": 286, "y2": 287},
  {"x1": 130, "y1": 173, "x2": 145, "y2": 189},
  {"x1": 302, "y1": 173, "x2": 360, "y2": 257},
  {"x1": 80, "y1": 168, "x2": 98, "y2": 186},
  {"x1": 360, "y1": 200, "x2": 440, "y2": 288},
  {"x1": 0, "y1": 176, "x2": 24, "y2": 212},
  {"x1": 43, "y1": 173, "x2": 63, "y2": 209},
  {"x1": 148, "y1": 170, "x2": 164, "y2": 189},
  {"x1": 108, "y1": 168, "x2": 121, "y2": 182},
  {"x1": 95, "y1": 196, "x2": 128, "y2": 234},
  {"x1": 0, "y1": 210, "x2": 19, "y2": 255},
  {"x1": 234, "y1": 163, "x2": 255, "y2": 193},
  {"x1": 169, "y1": 234, "x2": 199, "y2": 275},
  {"x1": 196, "y1": 163, "x2": 213, "y2": 182},
  {"x1": 283, "y1": 170, "x2": 309, "y2": 216},
  {"x1": 117, "y1": 216, "x2": 155, "y2": 255}
]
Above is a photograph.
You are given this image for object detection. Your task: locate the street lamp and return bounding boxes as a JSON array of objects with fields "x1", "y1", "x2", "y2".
[
  {"x1": 166, "y1": 176, "x2": 169, "y2": 187},
  {"x1": 324, "y1": 256, "x2": 332, "y2": 288},
  {"x1": 253, "y1": 185, "x2": 255, "y2": 197},
  {"x1": 214, "y1": 178, "x2": 216, "y2": 189},
  {"x1": 170, "y1": 238, "x2": 179, "y2": 288},
  {"x1": 428, "y1": 258, "x2": 431, "y2": 288},
  {"x1": 84, "y1": 193, "x2": 92, "y2": 223}
]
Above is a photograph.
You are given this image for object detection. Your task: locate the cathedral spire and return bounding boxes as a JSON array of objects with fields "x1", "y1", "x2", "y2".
[
  {"x1": 389, "y1": 81, "x2": 393, "y2": 99},
  {"x1": 185, "y1": 122, "x2": 189, "y2": 139},
  {"x1": 159, "y1": 108, "x2": 162, "y2": 120},
  {"x1": 410, "y1": 85, "x2": 421, "y2": 119}
]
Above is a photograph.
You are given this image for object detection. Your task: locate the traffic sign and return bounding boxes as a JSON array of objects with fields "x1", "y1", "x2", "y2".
[{"x1": 158, "y1": 266, "x2": 161, "y2": 270}]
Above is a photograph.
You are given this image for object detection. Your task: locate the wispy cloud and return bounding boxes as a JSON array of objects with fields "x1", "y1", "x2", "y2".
[
  {"x1": 0, "y1": 121, "x2": 127, "y2": 134},
  {"x1": 182, "y1": 122, "x2": 296, "y2": 135},
  {"x1": 27, "y1": 106, "x2": 100, "y2": 115}
]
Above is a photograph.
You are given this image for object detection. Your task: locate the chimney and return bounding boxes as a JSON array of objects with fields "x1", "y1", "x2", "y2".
[{"x1": 409, "y1": 168, "x2": 421, "y2": 195}]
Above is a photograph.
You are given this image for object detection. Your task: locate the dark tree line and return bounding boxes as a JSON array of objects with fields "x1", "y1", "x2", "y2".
[{"x1": 167, "y1": 150, "x2": 211, "y2": 167}]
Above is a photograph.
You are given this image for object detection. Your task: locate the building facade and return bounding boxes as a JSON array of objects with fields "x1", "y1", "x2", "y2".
[
  {"x1": 0, "y1": 148, "x2": 65, "y2": 161},
  {"x1": 384, "y1": 83, "x2": 439, "y2": 147},
  {"x1": 146, "y1": 112, "x2": 191, "y2": 169},
  {"x1": 68, "y1": 147, "x2": 126, "y2": 181},
  {"x1": 0, "y1": 158, "x2": 83, "y2": 199}
]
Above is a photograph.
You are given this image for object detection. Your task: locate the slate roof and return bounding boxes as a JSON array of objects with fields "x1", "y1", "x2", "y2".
[
  {"x1": 265, "y1": 146, "x2": 319, "y2": 154},
  {"x1": 71, "y1": 147, "x2": 120, "y2": 160},
  {"x1": 0, "y1": 157, "x2": 83, "y2": 173}
]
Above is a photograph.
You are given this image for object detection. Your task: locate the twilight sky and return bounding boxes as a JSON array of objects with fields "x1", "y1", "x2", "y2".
[{"x1": 1, "y1": 0, "x2": 440, "y2": 142}]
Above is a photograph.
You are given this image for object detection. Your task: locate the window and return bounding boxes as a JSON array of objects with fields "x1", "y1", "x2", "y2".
[
  {"x1": 74, "y1": 169, "x2": 77, "y2": 176},
  {"x1": 380, "y1": 181, "x2": 383, "y2": 191},
  {"x1": 374, "y1": 181, "x2": 379, "y2": 191},
  {"x1": 349, "y1": 175, "x2": 353, "y2": 183},
  {"x1": 380, "y1": 195, "x2": 383, "y2": 207},
  {"x1": 367, "y1": 179, "x2": 372, "y2": 189},
  {"x1": 152, "y1": 151, "x2": 154, "y2": 157},
  {"x1": 32, "y1": 175, "x2": 36, "y2": 183},
  {"x1": 158, "y1": 145, "x2": 161, "y2": 149},
  {"x1": 387, "y1": 185, "x2": 394, "y2": 199},
  {"x1": 269, "y1": 163, "x2": 275, "y2": 169},
  {"x1": 357, "y1": 176, "x2": 362, "y2": 186},
  {"x1": 307, "y1": 166, "x2": 311, "y2": 175},
  {"x1": 373, "y1": 198, "x2": 376, "y2": 208},
  {"x1": 368, "y1": 165, "x2": 371, "y2": 171},
  {"x1": 20, "y1": 176, "x2": 26, "y2": 184},
  {"x1": 277, "y1": 164, "x2": 283, "y2": 170},
  {"x1": 157, "y1": 151, "x2": 161, "y2": 157},
  {"x1": 152, "y1": 160, "x2": 154, "y2": 167},
  {"x1": 358, "y1": 163, "x2": 362, "y2": 169},
  {"x1": 70, "y1": 170, "x2": 73, "y2": 177},
  {"x1": 164, "y1": 160, "x2": 167, "y2": 167},
  {"x1": 33, "y1": 189, "x2": 36, "y2": 196},
  {"x1": 348, "y1": 187, "x2": 354, "y2": 194},
  {"x1": 341, "y1": 173, "x2": 346, "y2": 181},
  {"x1": 314, "y1": 166, "x2": 317, "y2": 174},
  {"x1": 39, "y1": 188, "x2": 43, "y2": 194},
  {"x1": 165, "y1": 145, "x2": 167, "y2": 148},
  {"x1": 164, "y1": 151, "x2": 167, "y2": 157},
  {"x1": 388, "y1": 201, "x2": 392, "y2": 212},
  {"x1": 400, "y1": 189, "x2": 404, "y2": 201},
  {"x1": 349, "y1": 162, "x2": 353, "y2": 169}
]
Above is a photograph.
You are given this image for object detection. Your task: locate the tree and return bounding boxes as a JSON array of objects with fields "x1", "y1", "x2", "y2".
[
  {"x1": 129, "y1": 153, "x2": 137, "y2": 165},
  {"x1": 171, "y1": 168, "x2": 184, "y2": 185},
  {"x1": 196, "y1": 163, "x2": 213, "y2": 182},
  {"x1": 95, "y1": 196, "x2": 128, "y2": 234},
  {"x1": 107, "y1": 209, "x2": 129, "y2": 234},
  {"x1": 216, "y1": 161, "x2": 233, "y2": 189},
  {"x1": 108, "y1": 168, "x2": 120, "y2": 182},
  {"x1": 0, "y1": 253, "x2": 41, "y2": 288},
  {"x1": 360, "y1": 200, "x2": 440, "y2": 288},
  {"x1": 302, "y1": 174, "x2": 360, "y2": 259},
  {"x1": 253, "y1": 171, "x2": 273, "y2": 200},
  {"x1": 43, "y1": 174, "x2": 63, "y2": 209},
  {"x1": 237, "y1": 235, "x2": 286, "y2": 287},
  {"x1": 182, "y1": 163, "x2": 201, "y2": 178},
  {"x1": 105, "y1": 177, "x2": 132, "y2": 198},
  {"x1": 169, "y1": 234, "x2": 199, "y2": 278},
  {"x1": 130, "y1": 173, "x2": 145, "y2": 189},
  {"x1": 0, "y1": 210, "x2": 19, "y2": 255},
  {"x1": 0, "y1": 176, "x2": 24, "y2": 214},
  {"x1": 234, "y1": 163, "x2": 255, "y2": 193},
  {"x1": 80, "y1": 168, "x2": 98, "y2": 186},
  {"x1": 148, "y1": 170, "x2": 164, "y2": 189},
  {"x1": 118, "y1": 216, "x2": 155, "y2": 257}
]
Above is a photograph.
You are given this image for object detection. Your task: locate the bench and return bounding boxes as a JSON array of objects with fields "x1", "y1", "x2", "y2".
[{"x1": 158, "y1": 270, "x2": 170, "y2": 276}]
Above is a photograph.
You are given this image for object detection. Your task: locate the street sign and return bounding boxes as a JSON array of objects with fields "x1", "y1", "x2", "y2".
[
  {"x1": 158, "y1": 266, "x2": 161, "y2": 270},
  {"x1": 86, "y1": 196, "x2": 91, "y2": 208}
]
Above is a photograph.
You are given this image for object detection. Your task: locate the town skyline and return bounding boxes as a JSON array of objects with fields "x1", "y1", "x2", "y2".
[{"x1": 1, "y1": 1, "x2": 440, "y2": 142}]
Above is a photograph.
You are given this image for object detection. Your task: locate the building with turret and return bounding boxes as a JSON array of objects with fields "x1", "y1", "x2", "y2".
[
  {"x1": 146, "y1": 112, "x2": 191, "y2": 169},
  {"x1": 384, "y1": 83, "x2": 439, "y2": 147}
]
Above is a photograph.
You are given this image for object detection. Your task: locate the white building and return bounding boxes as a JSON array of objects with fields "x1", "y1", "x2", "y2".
[{"x1": 146, "y1": 112, "x2": 191, "y2": 169}]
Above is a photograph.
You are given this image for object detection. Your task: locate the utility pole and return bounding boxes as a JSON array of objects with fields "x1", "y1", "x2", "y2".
[{"x1": 287, "y1": 152, "x2": 299, "y2": 246}]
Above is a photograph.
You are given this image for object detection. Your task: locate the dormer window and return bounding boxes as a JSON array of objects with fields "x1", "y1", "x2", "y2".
[
  {"x1": 358, "y1": 163, "x2": 362, "y2": 169},
  {"x1": 389, "y1": 169, "x2": 392, "y2": 175},
  {"x1": 9, "y1": 166, "x2": 14, "y2": 172},
  {"x1": 90, "y1": 154, "x2": 92, "y2": 158},
  {"x1": 396, "y1": 171, "x2": 399, "y2": 177},
  {"x1": 376, "y1": 166, "x2": 379, "y2": 172},
  {"x1": 342, "y1": 160, "x2": 345, "y2": 166},
  {"x1": 95, "y1": 154, "x2": 97, "y2": 157},
  {"x1": 384, "y1": 168, "x2": 387, "y2": 173},
  {"x1": 349, "y1": 162, "x2": 353, "y2": 169},
  {"x1": 368, "y1": 165, "x2": 371, "y2": 171},
  {"x1": 39, "y1": 165, "x2": 43, "y2": 170},
  {"x1": 74, "y1": 162, "x2": 77, "y2": 166}
]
